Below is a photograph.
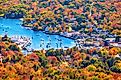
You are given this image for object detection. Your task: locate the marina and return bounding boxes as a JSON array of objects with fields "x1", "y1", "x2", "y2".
[
  {"x1": 0, "y1": 0, "x2": 121, "y2": 79},
  {"x1": 0, "y1": 18, "x2": 75, "y2": 51},
  {"x1": 11, "y1": 36, "x2": 31, "y2": 50},
  {"x1": 0, "y1": 18, "x2": 120, "y2": 52}
]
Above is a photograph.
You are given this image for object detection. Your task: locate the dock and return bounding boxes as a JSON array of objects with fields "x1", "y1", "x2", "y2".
[{"x1": 11, "y1": 36, "x2": 31, "y2": 50}]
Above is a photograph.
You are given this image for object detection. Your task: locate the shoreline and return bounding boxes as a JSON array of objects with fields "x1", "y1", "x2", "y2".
[
  {"x1": 0, "y1": 17, "x2": 75, "y2": 40},
  {"x1": 1, "y1": 18, "x2": 121, "y2": 49},
  {"x1": 22, "y1": 24, "x2": 76, "y2": 40},
  {"x1": 0, "y1": 18, "x2": 77, "y2": 52},
  {"x1": 2, "y1": 17, "x2": 120, "y2": 41}
]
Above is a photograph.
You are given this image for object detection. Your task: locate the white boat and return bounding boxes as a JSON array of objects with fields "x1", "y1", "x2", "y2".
[{"x1": 19, "y1": 18, "x2": 23, "y2": 21}]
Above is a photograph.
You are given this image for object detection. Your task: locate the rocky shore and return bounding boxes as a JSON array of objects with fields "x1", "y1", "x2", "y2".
[{"x1": 0, "y1": 12, "x2": 24, "y2": 19}]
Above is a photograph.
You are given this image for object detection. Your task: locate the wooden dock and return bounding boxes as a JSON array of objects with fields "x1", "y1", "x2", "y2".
[{"x1": 11, "y1": 36, "x2": 31, "y2": 50}]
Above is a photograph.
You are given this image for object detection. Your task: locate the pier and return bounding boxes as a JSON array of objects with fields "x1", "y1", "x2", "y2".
[{"x1": 11, "y1": 36, "x2": 31, "y2": 50}]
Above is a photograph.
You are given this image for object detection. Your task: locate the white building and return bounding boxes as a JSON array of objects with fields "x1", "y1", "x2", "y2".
[{"x1": 106, "y1": 38, "x2": 115, "y2": 42}]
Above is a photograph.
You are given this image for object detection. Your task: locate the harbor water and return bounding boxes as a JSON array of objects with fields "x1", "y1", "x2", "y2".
[{"x1": 0, "y1": 18, "x2": 75, "y2": 50}]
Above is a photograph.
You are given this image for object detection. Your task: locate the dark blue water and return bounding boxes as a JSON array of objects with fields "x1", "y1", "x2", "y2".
[{"x1": 0, "y1": 18, "x2": 75, "y2": 50}]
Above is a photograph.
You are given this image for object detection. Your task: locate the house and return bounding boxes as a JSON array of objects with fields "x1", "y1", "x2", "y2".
[
  {"x1": 105, "y1": 38, "x2": 116, "y2": 42},
  {"x1": 115, "y1": 54, "x2": 121, "y2": 59},
  {"x1": 118, "y1": 42, "x2": 121, "y2": 47},
  {"x1": 110, "y1": 42, "x2": 119, "y2": 47},
  {"x1": 63, "y1": 32, "x2": 73, "y2": 37},
  {"x1": 93, "y1": 41, "x2": 100, "y2": 47}
]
